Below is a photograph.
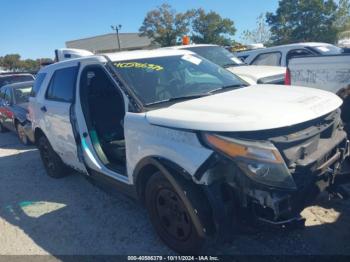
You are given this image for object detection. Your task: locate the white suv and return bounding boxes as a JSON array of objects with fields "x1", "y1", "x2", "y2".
[{"x1": 28, "y1": 49, "x2": 349, "y2": 254}]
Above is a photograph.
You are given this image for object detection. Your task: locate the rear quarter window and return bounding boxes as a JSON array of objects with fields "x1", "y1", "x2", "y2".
[
  {"x1": 46, "y1": 66, "x2": 78, "y2": 102},
  {"x1": 30, "y1": 73, "x2": 47, "y2": 97},
  {"x1": 251, "y1": 52, "x2": 282, "y2": 66}
]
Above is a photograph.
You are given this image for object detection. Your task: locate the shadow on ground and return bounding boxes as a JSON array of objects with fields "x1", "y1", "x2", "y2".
[{"x1": 0, "y1": 132, "x2": 349, "y2": 256}]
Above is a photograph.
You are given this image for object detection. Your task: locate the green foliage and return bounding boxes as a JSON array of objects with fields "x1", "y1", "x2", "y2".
[
  {"x1": 1, "y1": 54, "x2": 21, "y2": 71},
  {"x1": 191, "y1": 8, "x2": 236, "y2": 45},
  {"x1": 266, "y1": 0, "x2": 340, "y2": 44},
  {"x1": 139, "y1": 3, "x2": 195, "y2": 46},
  {"x1": 241, "y1": 13, "x2": 272, "y2": 45},
  {"x1": 0, "y1": 54, "x2": 53, "y2": 72},
  {"x1": 336, "y1": 0, "x2": 350, "y2": 39},
  {"x1": 139, "y1": 4, "x2": 236, "y2": 46}
]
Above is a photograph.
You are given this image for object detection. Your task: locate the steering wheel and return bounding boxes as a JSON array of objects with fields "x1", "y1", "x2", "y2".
[{"x1": 155, "y1": 83, "x2": 176, "y2": 101}]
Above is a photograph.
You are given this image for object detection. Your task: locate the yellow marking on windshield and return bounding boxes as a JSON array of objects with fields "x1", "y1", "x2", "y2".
[{"x1": 114, "y1": 62, "x2": 164, "y2": 71}]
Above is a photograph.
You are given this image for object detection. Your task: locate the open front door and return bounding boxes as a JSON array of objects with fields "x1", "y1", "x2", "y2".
[{"x1": 73, "y1": 62, "x2": 130, "y2": 185}]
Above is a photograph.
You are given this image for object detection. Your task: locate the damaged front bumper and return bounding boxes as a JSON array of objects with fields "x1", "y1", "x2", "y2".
[
  {"x1": 198, "y1": 111, "x2": 350, "y2": 230},
  {"x1": 247, "y1": 136, "x2": 349, "y2": 226}
]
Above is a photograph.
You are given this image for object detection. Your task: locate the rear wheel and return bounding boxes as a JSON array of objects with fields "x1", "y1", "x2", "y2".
[
  {"x1": 37, "y1": 135, "x2": 69, "y2": 178},
  {"x1": 145, "y1": 172, "x2": 207, "y2": 254},
  {"x1": 16, "y1": 123, "x2": 30, "y2": 145}
]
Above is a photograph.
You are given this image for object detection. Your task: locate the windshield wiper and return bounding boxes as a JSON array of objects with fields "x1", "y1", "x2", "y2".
[
  {"x1": 146, "y1": 84, "x2": 246, "y2": 106},
  {"x1": 208, "y1": 84, "x2": 246, "y2": 94},
  {"x1": 146, "y1": 94, "x2": 210, "y2": 106},
  {"x1": 223, "y1": 63, "x2": 246, "y2": 68}
]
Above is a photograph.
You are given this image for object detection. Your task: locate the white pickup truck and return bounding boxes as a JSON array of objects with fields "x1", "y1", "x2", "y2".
[{"x1": 287, "y1": 54, "x2": 350, "y2": 124}]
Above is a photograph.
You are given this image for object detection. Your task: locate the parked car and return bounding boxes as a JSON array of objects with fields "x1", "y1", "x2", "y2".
[
  {"x1": 236, "y1": 42, "x2": 343, "y2": 67},
  {"x1": 0, "y1": 73, "x2": 35, "y2": 88},
  {"x1": 0, "y1": 81, "x2": 34, "y2": 144},
  {"x1": 165, "y1": 44, "x2": 286, "y2": 85},
  {"x1": 286, "y1": 53, "x2": 350, "y2": 128},
  {"x1": 28, "y1": 49, "x2": 349, "y2": 254}
]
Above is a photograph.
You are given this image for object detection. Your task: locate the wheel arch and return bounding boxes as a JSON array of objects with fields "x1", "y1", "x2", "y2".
[
  {"x1": 34, "y1": 127, "x2": 46, "y2": 145},
  {"x1": 134, "y1": 156, "x2": 216, "y2": 239},
  {"x1": 133, "y1": 156, "x2": 192, "y2": 204}
]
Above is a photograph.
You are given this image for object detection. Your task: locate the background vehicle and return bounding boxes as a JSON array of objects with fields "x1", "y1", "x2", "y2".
[
  {"x1": 29, "y1": 49, "x2": 349, "y2": 254},
  {"x1": 286, "y1": 53, "x2": 350, "y2": 128},
  {"x1": 166, "y1": 44, "x2": 286, "y2": 85},
  {"x1": 0, "y1": 73, "x2": 35, "y2": 88},
  {"x1": 55, "y1": 48, "x2": 94, "y2": 62},
  {"x1": 0, "y1": 81, "x2": 34, "y2": 144},
  {"x1": 236, "y1": 42, "x2": 343, "y2": 67}
]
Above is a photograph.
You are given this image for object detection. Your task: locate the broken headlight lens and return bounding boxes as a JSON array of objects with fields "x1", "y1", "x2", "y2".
[{"x1": 203, "y1": 134, "x2": 297, "y2": 190}]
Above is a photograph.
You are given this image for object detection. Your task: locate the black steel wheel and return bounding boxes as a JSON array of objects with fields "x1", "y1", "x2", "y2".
[
  {"x1": 155, "y1": 187, "x2": 192, "y2": 241},
  {"x1": 145, "y1": 172, "x2": 206, "y2": 254}
]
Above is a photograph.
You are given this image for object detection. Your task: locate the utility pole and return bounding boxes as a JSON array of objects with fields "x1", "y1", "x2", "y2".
[{"x1": 111, "y1": 24, "x2": 122, "y2": 51}]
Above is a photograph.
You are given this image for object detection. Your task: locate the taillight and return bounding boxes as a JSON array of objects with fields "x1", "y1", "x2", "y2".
[{"x1": 284, "y1": 68, "x2": 291, "y2": 85}]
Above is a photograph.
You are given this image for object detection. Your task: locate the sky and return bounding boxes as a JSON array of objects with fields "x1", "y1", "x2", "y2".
[{"x1": 0, "y1": 0, "x2": 279, "y2": 59}]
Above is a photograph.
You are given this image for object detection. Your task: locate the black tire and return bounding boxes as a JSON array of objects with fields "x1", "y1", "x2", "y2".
[
  {"x1": 37, "y1": 135, "x2": 69, "y2": 178},
  {"x1": 0, "y1": 121, "x2": 7, "y2": 133},
  {"x1": 16, "y1": 122, "x2": 30, "y2": 145},
  {"x1": 145, "y1": 172, "x2": 206, "y2": 254}
]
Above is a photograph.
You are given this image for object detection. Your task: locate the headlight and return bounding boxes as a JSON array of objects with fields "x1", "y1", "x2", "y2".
[{"x1": 203, "y1": 133, "x2": 296, "y2": 190}]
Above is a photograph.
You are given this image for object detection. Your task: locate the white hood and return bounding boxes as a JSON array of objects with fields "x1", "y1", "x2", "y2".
[
  {"x1": 146, "y1": 85, "x2": 342, "y2": 132},
  {"x1": 227, "y1": 65, "x2": 286, "y2": 83}
]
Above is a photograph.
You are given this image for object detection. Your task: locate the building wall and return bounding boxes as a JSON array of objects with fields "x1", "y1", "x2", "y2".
[{"x1": 66, "y1": 33, "x2": 157, "y2": 53}]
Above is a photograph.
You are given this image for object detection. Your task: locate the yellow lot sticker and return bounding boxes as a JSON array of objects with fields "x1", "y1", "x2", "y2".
[{"x1": 114, "y1": 62, "x2": 164, "y2": 71}]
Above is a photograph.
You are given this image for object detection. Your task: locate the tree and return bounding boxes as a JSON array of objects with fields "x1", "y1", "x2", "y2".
[
  {"x1": 241, "y1": 13, "x2": 272, "y2": 45},
  {"x1": 266, "y1": 0, "x2": 339, "y2": 44},
  {"x1": 335, "y1": 0, "x2": 350, "y2": 39},
  {"x1": 2, "y1": 54, "x2": 21, "y2": 71},
  {"x1": 0, "y1": 54, "x2": 53, "y2": 72},
  {"x1": 191, "y1": 8, "x2": 236, "y2": 45},
  {"x1": 19, "y1": 59, "x2": 38, "y2": 71},
  {"x1": 139, "y1": 3, "x2": 194, "y2": 46}
]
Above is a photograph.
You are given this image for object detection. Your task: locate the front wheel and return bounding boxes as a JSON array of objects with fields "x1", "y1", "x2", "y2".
[
  {"x1": 37, "y1": 135, "x2": 69, "y2": 178},
  {"x1": 145, "y1": 172, "x2": 207, "y2": 254}
]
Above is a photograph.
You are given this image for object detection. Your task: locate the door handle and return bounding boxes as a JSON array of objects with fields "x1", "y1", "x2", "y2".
[{"x1": 40, "y1": 106, "x2": 47, "y2": 112}]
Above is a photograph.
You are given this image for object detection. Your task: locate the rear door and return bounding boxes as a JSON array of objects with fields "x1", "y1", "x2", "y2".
[{"x1": 41, "y1": 64, "x2": 85, "y2": 170}]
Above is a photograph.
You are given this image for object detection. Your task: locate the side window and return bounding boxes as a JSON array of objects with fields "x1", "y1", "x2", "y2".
[
  {"x1": 286, "y1": 49, "x2": 313, "y2": 64},
  {"x1": 31, "y1": 73, "x2": 47, "y2": 97},
  {"x1": 46, "y1": 66, "x2": 78, "y2": 102},
  {"x1": 251, "y1": 52, "x2": 282, "y2": 66},
  {"x1": 4, "y1": 88, "x2": 12, "y2": 103}
]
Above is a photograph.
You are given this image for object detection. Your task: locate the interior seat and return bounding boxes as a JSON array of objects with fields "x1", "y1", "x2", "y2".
[{"x1": 88, "y1": 71, "x2": 126, "y2": 164}]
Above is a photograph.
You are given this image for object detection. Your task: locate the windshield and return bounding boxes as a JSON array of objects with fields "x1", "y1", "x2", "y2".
[
  {"x1": 14, "y1": 86, "x2": 32, "y2": 104},
  {"x1": 0, "y1": 75, "x2": 34, "y2": 88},
  {"x1": 113, "y1": 54, "x2": 245, "y2": 105},
  {"x1": 183, "y1": 46, "x2": 244, "y2": 67},
  {"x1": 311, "y1": 45, "x2": 343, "y2": 55}
]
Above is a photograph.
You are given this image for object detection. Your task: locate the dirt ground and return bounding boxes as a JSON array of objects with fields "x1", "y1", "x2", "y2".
[{"x1": 0, "y1": 132, "x2": 350, "y2": 256}]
